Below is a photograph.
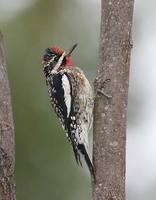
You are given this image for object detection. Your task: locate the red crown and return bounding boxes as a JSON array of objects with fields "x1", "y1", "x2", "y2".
[{"x1": 50, "y1": 45, "x2": 64, "y2": 55}]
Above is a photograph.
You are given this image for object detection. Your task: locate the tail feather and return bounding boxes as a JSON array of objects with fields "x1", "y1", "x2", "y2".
[
  {"x1": 72, "y1": 145, "x2": 82, "y2": 167},
  {"x1": 78, "y1": 144, "x2": 95, "y2": 179}
]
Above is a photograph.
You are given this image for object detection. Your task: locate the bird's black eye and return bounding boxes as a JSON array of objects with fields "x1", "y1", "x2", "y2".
[
  {"x1": 54, "y1": 56, "x2": 59, "y2": 62},
  {"x1": 45, "y1": 48, "x2": 56, "y2": 58},
  {"x1": 43, "y1": 48, "x2": 55, "y2": 62},
  {"x1": 46, "y1": 48, "x2": 53, "y2": 55}
]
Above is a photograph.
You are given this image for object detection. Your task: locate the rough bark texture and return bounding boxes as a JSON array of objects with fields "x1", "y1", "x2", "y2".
[
  {"x1": 92, "y1": 0, "x2": 134, "y2": 200},
  {"x1": 0, "y1": 32, "x2": 16, "y2": 200}
]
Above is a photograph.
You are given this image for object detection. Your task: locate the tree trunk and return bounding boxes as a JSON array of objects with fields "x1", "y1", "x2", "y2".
[
  {"x1": 92, "y1": 0, "x2": 134, "y2": 200},
  {"x1": 0, "y1": 32, "x2": 16, "y2": 200}
]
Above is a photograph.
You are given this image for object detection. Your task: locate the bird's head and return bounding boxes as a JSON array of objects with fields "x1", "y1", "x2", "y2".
[{"x1": 43, "y1": 43, "x2": 77, "y2": 77}]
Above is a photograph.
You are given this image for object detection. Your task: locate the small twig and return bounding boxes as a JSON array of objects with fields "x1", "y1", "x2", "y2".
[{"x1": 97, "y1": 79, "x2": 112, "y2": 99}]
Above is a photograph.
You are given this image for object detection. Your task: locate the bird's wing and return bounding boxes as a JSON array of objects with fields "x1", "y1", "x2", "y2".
[{"x1": 47, "y1": 70, "x2": 94, "y2": 177}]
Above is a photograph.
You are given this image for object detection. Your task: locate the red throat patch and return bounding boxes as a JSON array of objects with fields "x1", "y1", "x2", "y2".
[{"x1": 65, "y1": 56, "x2": 72, "y2": 66}]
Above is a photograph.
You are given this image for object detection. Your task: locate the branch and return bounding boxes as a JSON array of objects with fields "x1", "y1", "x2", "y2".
[
  {"x1": 0, "y1": 32, "x2": 16, "y2": 200},
  {"x1": 92, "y1": 0, "x2": 134, "y2": 199}
]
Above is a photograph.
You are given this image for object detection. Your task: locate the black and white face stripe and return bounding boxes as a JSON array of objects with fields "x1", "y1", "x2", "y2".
[
  {"x1": 43, "y1": 50, "x2": 66, "y2": 77},
  {"x1": 53, "y1": 52, "x2": 66, "y2": 72}
]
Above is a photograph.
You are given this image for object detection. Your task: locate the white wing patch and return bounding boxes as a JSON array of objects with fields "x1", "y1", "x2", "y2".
[{"x1": 62, "y1": 74, "x2": 71, "y2": 117}]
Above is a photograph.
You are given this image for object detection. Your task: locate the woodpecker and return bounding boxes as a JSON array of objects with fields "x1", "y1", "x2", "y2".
[{"x1": 42, "y1": 43, "x2": 94, "y2": 177}]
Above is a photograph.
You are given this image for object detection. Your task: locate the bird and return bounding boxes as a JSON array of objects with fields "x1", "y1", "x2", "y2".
[{"x1": 42, "y1": 43, "x2": 94, "y2": 177}]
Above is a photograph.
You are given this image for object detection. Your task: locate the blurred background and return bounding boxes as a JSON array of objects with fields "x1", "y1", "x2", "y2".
[{"x1": 0, "y1": 0, "x2": 156, "y2": 199}]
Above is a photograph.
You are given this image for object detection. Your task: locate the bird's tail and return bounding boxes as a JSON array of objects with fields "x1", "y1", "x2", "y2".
[
  {"x1": 72, "y1": 145, "x2": 82, "y2": 167},
  {"x1": 78, "y1": 144, "x2": 95, "y2": 179}
]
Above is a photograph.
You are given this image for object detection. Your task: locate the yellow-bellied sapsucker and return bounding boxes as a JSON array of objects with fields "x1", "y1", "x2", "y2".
[{"x1": 42, "y1": 44, "x2": 94, "y2": 177}]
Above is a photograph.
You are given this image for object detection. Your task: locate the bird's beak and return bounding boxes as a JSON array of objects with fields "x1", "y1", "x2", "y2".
[{"x1": 66, "y1": 43, "x2": 78, "y2": 56}]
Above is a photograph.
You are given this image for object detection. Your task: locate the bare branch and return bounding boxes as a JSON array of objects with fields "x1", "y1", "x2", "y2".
[
  {"x1": 92, "y1": 0, "x2": 134, "y2": 199},
  {"x1": 0, "y1": 32, "x2": 16, "y2": 200}
]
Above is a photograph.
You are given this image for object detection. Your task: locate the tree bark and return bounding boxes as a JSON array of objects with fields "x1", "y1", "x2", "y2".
[
  {"x1": 0, "y1": 32, "x2": 16, "y2": 200},
  {"x1": 92, "y1": 0, "x2": 134, "y2": 200}
]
